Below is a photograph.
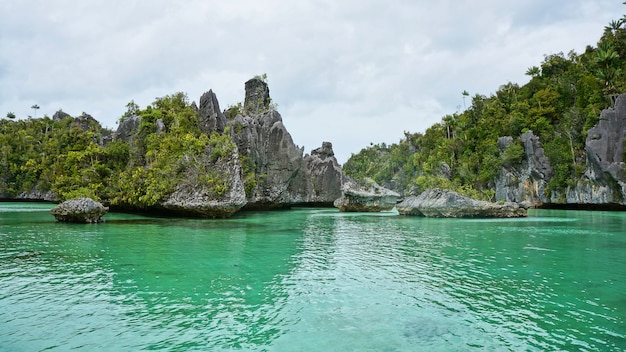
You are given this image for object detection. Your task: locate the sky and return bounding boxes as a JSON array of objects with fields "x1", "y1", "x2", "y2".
[{"x1": 0, "y1": 1, "x2": 623, "y2": 164}]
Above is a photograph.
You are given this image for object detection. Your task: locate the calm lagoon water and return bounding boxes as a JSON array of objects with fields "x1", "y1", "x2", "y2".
[{"x1": 0, "y1": 202, "x2": 625, "y2": 351}]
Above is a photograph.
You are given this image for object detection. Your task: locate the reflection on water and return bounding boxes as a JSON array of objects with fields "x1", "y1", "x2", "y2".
[{"x1": 1, "y1": 204, "x2": 625, "y2": 351}]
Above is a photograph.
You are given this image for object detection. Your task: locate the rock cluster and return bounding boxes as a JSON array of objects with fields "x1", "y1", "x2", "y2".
[
  {"x1": 334, "y1": 177, "x2": 400, "y2": 212},
  {"x1": 50, "y1": 197, "x2": 109, "y2": 223},
  {"x1": 397, "y1": 189, "x2": 527, "y2": 218}
]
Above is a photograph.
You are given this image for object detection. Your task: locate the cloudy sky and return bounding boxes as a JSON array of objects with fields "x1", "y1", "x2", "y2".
[{"x1": 1, "y1": 1, "x2": 622, "y2": 163}]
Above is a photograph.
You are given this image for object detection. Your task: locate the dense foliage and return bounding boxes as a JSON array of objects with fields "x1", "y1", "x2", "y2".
[
  {"x1": 344, "y1": 19, "x2": 626, "y2": 200},
  {"x1": 0, "y1": 93, "x2": 236, "y2": 207}
]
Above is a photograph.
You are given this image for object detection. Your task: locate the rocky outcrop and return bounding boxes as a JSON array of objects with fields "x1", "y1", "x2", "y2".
[
  {"x1": 565, "y1": 94, "x2": 626, "y2": 205},
  {"x1": 18, "y1": 189, "x2": 56, "y2": 202},
  {"x1": 198, "y1": 90, "x2": 227, "y2": 134},
  {"x1": 106, "y1": 78, "x2": 343, "y2": 215},
  {"x1": 50, "y1": 197, "x2": 109, "y2": 223},
  {"x1": 228, "y1": 80, "x2": 343, "y2": 209},
  {"x1": 495, "y1": 130, "x2": 552, "y2": 207},
  {"x1": 495, "y1": 95, "x2": 626, "y2": 208},
  {"x1": 52, "y1": 110, "x2": 71, "y2": 122},
  {"x1": 114, "y1": 115, "x2": 141, "y2": 142},
  {"x1": 398, "y1": 189, "x2": 527, "y2": 218},
  {"x1": 244, "y1": 77, "x2": 271, "y2": 114},
  {"x1": 334, "y1": 177, "x2": 400, "y2": 212},
  {"x1": 160, "y1": 148, "x2": 247, "y2": 218},
  {"x1": 298, "y1": 142, "x2": 344, "y2": 204}
]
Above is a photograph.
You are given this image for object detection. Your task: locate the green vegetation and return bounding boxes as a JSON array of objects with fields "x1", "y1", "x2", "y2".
[
  {"x1": 0, "y1": 92, "x2": 237, "y2": 207},
  {"x1": 344, "y1": 18, "x2": 626, "y2": 200}
]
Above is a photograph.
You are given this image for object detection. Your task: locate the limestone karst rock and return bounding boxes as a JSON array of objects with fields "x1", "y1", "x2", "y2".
[
  {"x1": 50, "y1": 197, "x2": 109, "y2": 223},
  {"x1": 333, "y1": 177, "x2": 400, "y2": 212},
  {"x1": 398, "y1": 189, "x2": 527, "y2": 218}
]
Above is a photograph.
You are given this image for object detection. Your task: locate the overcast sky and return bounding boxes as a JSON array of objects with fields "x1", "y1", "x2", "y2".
[{"x1": 0, "y1": 1, "x2": 622, "y2": 163}]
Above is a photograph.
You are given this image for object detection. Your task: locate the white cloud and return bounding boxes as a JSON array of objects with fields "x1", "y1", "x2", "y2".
[{"x1": 0, "y1": 0, "x2": 621, "y2": 163}]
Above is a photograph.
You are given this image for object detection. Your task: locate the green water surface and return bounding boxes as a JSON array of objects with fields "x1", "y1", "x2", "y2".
[{"x1": 0, "y1": 203, "x2": 625, "y2": 351}]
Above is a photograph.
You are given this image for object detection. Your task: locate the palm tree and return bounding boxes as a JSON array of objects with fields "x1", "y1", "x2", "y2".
[
  {"x1": 6, "y1": 112, "x2": 16, "y2": 119},
  {"x1": 462, "y1": 90, "x2": 469, "y2": 109},
  {"x1": 605, "y1": 19, "x2": 623, "y2": 35},
  {"x1": 31, "y1": 104, "x2": 40, "y2": 118},
  {"x1": 525, "y1": 66, "x2": 540, "y2": 77},
  {"x1": 595, "y1": 42, "x2": 620, "y2": 94}
]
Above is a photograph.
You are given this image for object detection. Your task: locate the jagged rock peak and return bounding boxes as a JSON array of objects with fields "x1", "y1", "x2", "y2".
[
  {"x1": 52, "y1": 110, "x2": 71, "y2": 122},
  {"x1": 199, "y1": 89, "x2": 227, "y2": 134},
  {"x1": 244, "y1": 77, "x2": 271, "y2": 114},
  {"x1": 311, "y1": 141, "x2": 335, "y2": 159}
]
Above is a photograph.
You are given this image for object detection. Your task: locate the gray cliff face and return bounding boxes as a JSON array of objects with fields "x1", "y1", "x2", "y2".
[
  {"x1": 198, "y1": 90, "x2": 227, "y2": 134},
  {"x1": 230, "y1": 111, "x2": 342, "y2": 208},
  {"x1": 299, "y1": 142, "x2": 343, "y2": 204},
  {"x1": 229, "y1": 82, "x2": 343, "y2": 208},
  {"x1": 495, "y1": 131, "x2": 552, "y2": 207},
  {"x1": 398, "y1": 189, "x2": 527, "y2": 218},
  {"x1": 566, "y1": 94, "x2": 626, "y2": 205}
]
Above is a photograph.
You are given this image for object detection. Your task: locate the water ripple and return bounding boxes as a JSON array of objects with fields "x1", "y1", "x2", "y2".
[{"x1": 1, "y1": 205, "x2": 625, "y2": 351}]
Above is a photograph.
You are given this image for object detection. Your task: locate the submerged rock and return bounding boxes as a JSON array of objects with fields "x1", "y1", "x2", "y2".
[
  {"x1": 50, "y1": 198, "x2": 109, "y2": 223},
  {"x1": 397, "y1": 188, "x2": 527, "y2": 218},
  {"x1": 334, "y1": 177, "x2": 400, "y2": 212}
]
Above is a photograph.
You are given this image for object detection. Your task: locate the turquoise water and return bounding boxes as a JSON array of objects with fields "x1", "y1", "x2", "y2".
[{"x1": 0, "y1": 203, "x2": 625, "y2": 351}]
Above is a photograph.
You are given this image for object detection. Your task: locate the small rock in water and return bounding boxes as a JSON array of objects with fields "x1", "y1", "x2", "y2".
[{"x1": 50, "y1": 197, "x2": 109, "y2": 223}]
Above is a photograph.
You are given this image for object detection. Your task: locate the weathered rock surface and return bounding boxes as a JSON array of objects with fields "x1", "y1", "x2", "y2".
[
  {"x1": 50, "y1": 197, "x2": 109, "y2": 223},
  {"x1": 495, "y1": 130, "x2": 552, "y2": 207},
  {"x1": 107, "y1": 79, "x2": 343, "y2": 215},
  {"x1": 198, "y1": 89, "x2": 227, "y2": 134},
  {"x1": 229, "y1": 81, "x2": 343, "y2": 208},
  {"x1": 496, "y1": 95, "x2": 626, "y2": 208},
  {"x1": 17, "y1": 189, "x2": 56, "y2": 202},
  {"x1": 398, "y1": 189, "x2": 527, "y2": 218},
  {"x1": 565, "y1": 94, "x2": 626, "y2": 205},
  {"x1": 298, "y1": 142, "x2": 344, "y2": 204},
  {"x1": 244, "y1": 77, "x2": 271, "y2": 114},
  {"x1": 334, "y1": 177, "x2": 400, "y2": 212},
  {"x1": 52, "y1": 110, "x2": 71, "y2": 122},
  {"x1": 161, "y1": 148, "x2": 247, "y2": 218},
  {"x1": 114, "y1": 115, "x2": 142, "y2": 142}
]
